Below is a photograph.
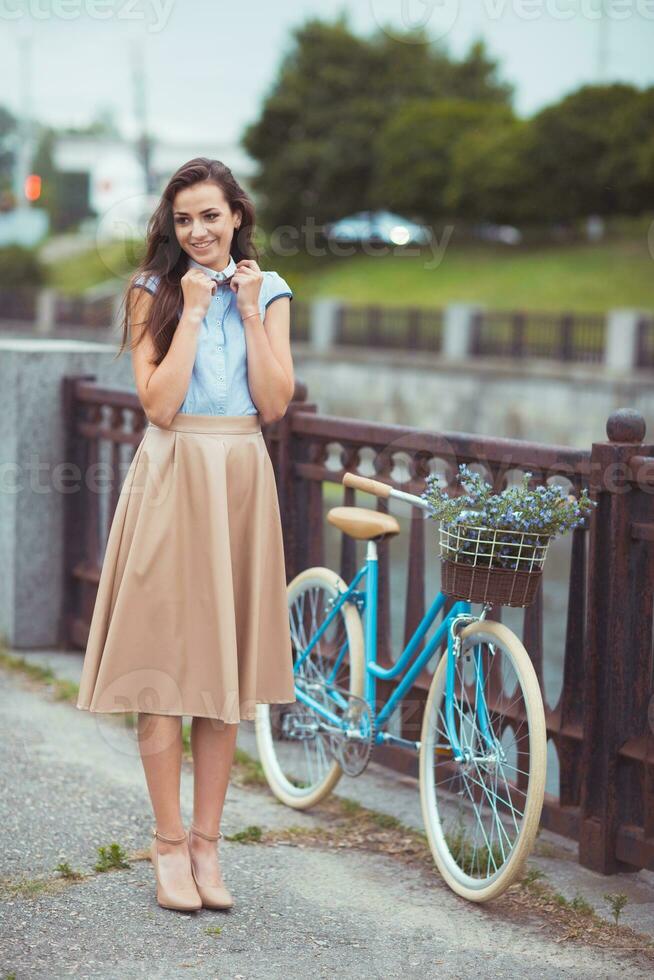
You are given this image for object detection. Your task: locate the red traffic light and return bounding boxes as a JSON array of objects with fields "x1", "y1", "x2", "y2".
[{"x1": 24, "y1": 174, "x2": 42, "y2": 201}]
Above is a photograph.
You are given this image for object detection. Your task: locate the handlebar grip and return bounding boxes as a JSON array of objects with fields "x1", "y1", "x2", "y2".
[{"x1": 343, "y1": 472, "x2": 391, "y2": 498}]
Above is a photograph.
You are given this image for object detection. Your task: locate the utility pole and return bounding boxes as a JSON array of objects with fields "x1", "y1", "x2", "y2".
[
  {"x1": 13, "y1": 23, "x2": 35, "y2": 211},
  {"x1": 129, "y1": 36, "x2": 155, "y2": 195},
  {"x1": 597, "y1": 0, "x2": 610, "y2": 83}
]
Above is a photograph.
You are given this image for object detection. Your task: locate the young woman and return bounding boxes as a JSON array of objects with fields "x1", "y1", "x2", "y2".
[{"x1": 76, "y1": 157, "x2": 297, "y2": 912}]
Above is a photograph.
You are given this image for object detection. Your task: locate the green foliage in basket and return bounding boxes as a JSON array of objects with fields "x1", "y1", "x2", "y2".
[{"x1": 421, "y1": 464, "x2": 596, "y2": 571}]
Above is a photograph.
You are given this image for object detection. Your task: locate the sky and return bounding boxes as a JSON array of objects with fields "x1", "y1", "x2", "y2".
[{"x1": 1, "y1": 0, "x2": 653, "y2": 145}]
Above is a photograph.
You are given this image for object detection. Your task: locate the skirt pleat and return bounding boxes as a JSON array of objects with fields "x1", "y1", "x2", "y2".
[{"x1": 75, "y1": 412, "x2": 296, "y2": 723}]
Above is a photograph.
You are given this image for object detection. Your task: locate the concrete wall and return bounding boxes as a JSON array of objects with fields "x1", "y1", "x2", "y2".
[
  {"x1": 291, "y1": 344, "x2": 654, "y2": 449},
  {"x1": 0, "y1": 338, "x2": 133, "y2": 649}
]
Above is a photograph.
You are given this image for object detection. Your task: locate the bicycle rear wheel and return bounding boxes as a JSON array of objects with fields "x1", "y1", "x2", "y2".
[
  {"x1": 419, "y1": 619, "x2": 546, "y2": 902},
  {"x1": 255, "y1": 566, "x2": 365, "y2": 809}
]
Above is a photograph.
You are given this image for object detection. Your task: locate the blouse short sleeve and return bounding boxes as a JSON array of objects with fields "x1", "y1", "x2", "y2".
[
  {"x1": 263, "y1": 271, "x2": 293, "y2": 309},
  {"x1": 133, "y1": 272, "x2": 160, "y2": 295}
]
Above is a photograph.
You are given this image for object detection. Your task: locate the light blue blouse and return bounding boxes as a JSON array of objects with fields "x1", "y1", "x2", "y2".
[{"x1": 133, "y1": 256, "x2": 293, "y2": 416}]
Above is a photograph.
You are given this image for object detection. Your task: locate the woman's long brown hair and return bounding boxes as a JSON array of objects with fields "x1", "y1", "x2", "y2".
[{"x1": 114, "y1": 157, "x2": 259, "y2": 365}]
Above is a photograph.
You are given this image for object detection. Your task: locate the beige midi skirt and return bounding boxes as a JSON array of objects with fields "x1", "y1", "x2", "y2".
[{"x1": 75, "y1": 412, "x2": 296, "y2": 723}]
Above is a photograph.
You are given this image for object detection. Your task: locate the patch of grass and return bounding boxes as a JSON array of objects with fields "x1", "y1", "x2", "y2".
[
  {"x1": 231, "y1": 748, "x2": 267, "y2": 787},
  {"x1": 181, "y1": 722, "x2": 192, "y2": 754},
  {"x1": 55, "y1": 861, "x2": 84, "y2": 881},
  {"x1": 0, "y1": 651, "x2": 56, "y2": 683},
  {"x1": 521, "y1": 866, "x2": 546, "y2": 887},
  {"x1": 441, "y1": 826, "x2": 504, "y2": 877},
  {"x1": 52, "y1": 679, "x2": 80, "y2": 702},
  {"x1": 570, "y1": 893, "x2": 595, "y2": 916},
  {"x1": 531, "y1": 838, "x2": 562, "y2": 859},
  {"x1": 369, "y1": 811, "x2": 401, "y2": 830},
  {"x1": 94, "y1": 843, "x2": 131, "y2": 872},
  {"x1": 0, "y1": 874, "x2": 69, "y2": 900},
  {"x1": 506, "y1": 877, "x2": 652, "y2": 953},
  {"x1": 604, "y1": 892, "x2": 629, "y2": 926},
  {"x1": 225, "y1": 825, "x2": 263, "y2": 844},
  {"x1": 45, "y1": 237, "x2": 143, "y2": 295},
  {"x1": 296, "y1": 236, "x2": 654, "y2": 313},
  {"x1": 339, "y1": 797, "x2": 364, "y2": 817},
  {"x1": 548, "y1": 891, "x2": 596, "y2": 917},
  {"x1": 0, "y1": 651, "x2": 80, "y2": 705}
]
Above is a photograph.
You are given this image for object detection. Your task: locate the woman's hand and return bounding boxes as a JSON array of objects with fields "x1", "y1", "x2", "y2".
[
  {"x1": 230, "y1": 259, "x2": 263, "y2": 318},
  {"x1": 180, "y1": 268, "x2": 214, "y2": 320}
]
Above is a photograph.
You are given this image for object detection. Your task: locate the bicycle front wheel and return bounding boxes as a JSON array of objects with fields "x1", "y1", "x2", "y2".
[
  {"x1": 419, "y1": 619, "x2": 546, "y2": 902},
  {"x1": 255, "y1": 566, "x2": 365, "y2": 809}
]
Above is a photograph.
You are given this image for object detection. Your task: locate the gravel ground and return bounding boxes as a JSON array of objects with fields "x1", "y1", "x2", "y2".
[{"x1": 1, "y1": 656, "x2": 653, "y2": 980}]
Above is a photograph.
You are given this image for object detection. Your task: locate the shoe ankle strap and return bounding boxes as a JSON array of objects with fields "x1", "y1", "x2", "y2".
[
  {"x1": 152, "y1": 826, "x2": 187, "y2": 844},
  {"x1": 190, "y1": 823, "x2": 224, "y2": 841}
]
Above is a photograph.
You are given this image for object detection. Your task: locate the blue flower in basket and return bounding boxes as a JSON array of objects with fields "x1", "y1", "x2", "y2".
[{"x1": 423, "y1": 464, "x2": 597, "y2": 575}]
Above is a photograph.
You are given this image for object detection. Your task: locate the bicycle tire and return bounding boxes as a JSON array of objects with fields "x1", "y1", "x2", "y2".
[
  {"x1": 419, "y1": 619, "x2": 546, "y2": 902},
  {"x1": 255, "y1": 566, "x2": 365, "y2": 809}
]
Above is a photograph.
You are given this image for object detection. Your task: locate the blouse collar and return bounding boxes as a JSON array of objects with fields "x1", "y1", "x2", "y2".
[{"x1": 187, "y1": 253, "x2": 237, "y2": 283}]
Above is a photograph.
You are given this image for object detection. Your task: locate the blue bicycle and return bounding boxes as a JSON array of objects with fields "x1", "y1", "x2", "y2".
[{"x1": 255, "y1": 471, "x2": 546, "y2": 902}]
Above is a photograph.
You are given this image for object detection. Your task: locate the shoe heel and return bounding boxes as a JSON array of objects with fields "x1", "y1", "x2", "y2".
[
  {"x1": 188, "y1": 824, "x2": 234, "y2": 910},
  {"x1": 150, "y1": 828, "x2": 202, "y2": 912}
]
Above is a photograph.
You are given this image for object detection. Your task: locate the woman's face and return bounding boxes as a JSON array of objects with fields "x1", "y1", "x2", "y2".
[{"x1": 172, "y1": 180, "x2": 240, "y2": 268}]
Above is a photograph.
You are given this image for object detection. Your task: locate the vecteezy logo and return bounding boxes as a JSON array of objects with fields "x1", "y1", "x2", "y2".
[{"x1": 368, "y1": 0, "x2": 460, "y2": 44}]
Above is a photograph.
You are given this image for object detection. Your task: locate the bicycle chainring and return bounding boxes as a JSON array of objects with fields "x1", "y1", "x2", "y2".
[{"x1": 326, "y1": 684, "x2": 376, "y2": 777}]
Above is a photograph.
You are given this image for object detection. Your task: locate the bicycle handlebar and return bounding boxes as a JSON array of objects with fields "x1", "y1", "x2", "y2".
[
  {"x1": 343, "y1": 472, "x2": 391, "y2": 498},
  {"x1": 342, "y1": 471, "x2": 431, "y2": 511}
]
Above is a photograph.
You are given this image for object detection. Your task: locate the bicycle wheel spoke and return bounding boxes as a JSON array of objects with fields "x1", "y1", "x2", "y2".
[
  {"x1": 421, "y1": 623, "x2": 546, "y2": 897},
  {"x1": 259, "y1": 575, "x2": 363, "y2": 803}
]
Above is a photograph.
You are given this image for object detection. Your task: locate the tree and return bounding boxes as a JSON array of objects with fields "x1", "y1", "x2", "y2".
[
  {"x1": 445, "y1": 120, "x2": 537, "y2": 224},
  {"x1": 241, "y1": 15, "x2": 513, "y2": 230},
  {"x1": 523, "y1": 84, "x2": 642, "y2": 221},
  {"x1": 371, "y1": 99, "x2": 515, "y2": 222},
  {"x1": 600, "y1": 86, "x2": 654, "y2": 215}
]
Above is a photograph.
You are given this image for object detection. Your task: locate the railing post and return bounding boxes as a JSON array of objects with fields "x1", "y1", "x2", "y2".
[
  {"x1": 559, "y1": 313, "x2": 573, "y2": 362},
  {"x1": 579, "y1": 407, "x2": 654, "y2": 872},
  {"x1": 274, "y1": 379, "x2": 317, "y2": 582},
  {"x1": 35, "y1": 287, "x2": 57, "y2": 335},
  {"x1": 442, "y1": 303, "x2": 480, "y2": 360},
  {"x1": 605, "y1": 309, "x2": 641, "y2": 372},
  {"x1": 308, "y1": 298, "x2": 340, "y2": 352},
  {"x1": 512, "y1": 312, "x2": 526, "y2": 358},
  {"x1": 60, "y1": 374, "x2": 97, "y2": 646}
]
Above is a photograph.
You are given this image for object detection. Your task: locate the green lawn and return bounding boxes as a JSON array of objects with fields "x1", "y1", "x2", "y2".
[
  {"x1": 279, "y1": 237, "x2": 654, "y2": 313},
  {"x1": 46, "y1": 240, "x2": 143, "y2": 294},
  {"x1": 47, "y1": 234, "x2": 654, "y2": 314}
]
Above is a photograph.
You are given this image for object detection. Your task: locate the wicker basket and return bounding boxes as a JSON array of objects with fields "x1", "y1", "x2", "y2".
[{"x1": 438, "y1": 522, "x2": 552, "y2": 608}]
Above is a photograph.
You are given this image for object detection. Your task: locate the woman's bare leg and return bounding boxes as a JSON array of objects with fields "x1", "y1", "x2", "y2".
[
  {"x1": 137, "y1": 713, "x2": 197, "y2": 894},
  {"x1": 189, "y1": 716, "x2": 239, "y2": 885}
]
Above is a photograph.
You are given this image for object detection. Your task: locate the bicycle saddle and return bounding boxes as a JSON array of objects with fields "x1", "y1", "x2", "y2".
[{"x1": 327, "y1": 506, "x2": 400, "y2": 541}]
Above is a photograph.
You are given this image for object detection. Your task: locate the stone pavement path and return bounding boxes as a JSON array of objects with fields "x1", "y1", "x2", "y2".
[{"x1": 1, "y1": 654, "x2": 653, "y2": 980}]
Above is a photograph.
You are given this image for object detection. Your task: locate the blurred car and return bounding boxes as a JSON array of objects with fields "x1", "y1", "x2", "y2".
[
  {"x1": 325, "y1": 209, "x2": 433, "y2": 246},
  {"x1": 472, "y1": 222, "x2": 523, "y2": 245}
]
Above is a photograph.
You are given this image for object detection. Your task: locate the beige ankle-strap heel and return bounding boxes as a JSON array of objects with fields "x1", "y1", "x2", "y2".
[
  {"x1": 188, "y1": 824, "x2": 234, "y2": 909},
  {"x1": 149, "y1": 827, "x2": 202, "y2": 912}
]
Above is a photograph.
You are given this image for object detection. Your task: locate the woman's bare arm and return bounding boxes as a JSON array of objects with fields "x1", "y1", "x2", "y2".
[{"x1": 128, "y1": 286, "x2": 203, "y2": 427}]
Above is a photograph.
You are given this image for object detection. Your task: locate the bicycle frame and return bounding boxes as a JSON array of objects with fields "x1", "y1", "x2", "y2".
[{"x1": 292, "y1": 485, "x2": 493, "y2": 763}]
